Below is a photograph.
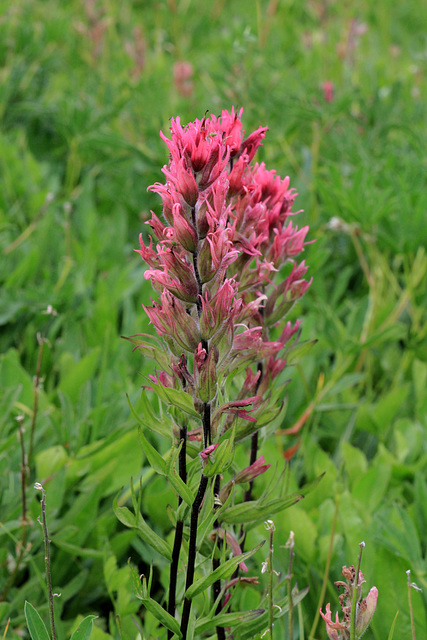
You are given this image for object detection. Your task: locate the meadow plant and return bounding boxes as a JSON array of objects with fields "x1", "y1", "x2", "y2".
[
  {"x1": 320, "y1": 544, "x2": 378, "y2": 640},
  {"x1": 127, "y1": 107, "x2": 313, "y2": 639}
]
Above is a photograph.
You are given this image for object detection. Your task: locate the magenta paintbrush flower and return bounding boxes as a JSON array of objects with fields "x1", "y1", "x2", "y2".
[{"x1": 132, "y1": 107, "x2": 313, "y2": 640}]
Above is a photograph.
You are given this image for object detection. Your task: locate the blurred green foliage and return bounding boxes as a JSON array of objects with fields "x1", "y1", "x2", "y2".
[{"x1": 0, "y1": 1, "x2": 426, "y2": 639}]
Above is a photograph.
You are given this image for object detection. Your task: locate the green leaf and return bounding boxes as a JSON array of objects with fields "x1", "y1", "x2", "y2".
[
  {"x1": 24, "y1": 602, "x2": 51, "y2": 640},
  {"x1": 137, "y1": 426, "x2": 167, "y2": 475},
  {"x1": 284, "y1": 339, "x2": 318, "y2": 365},
  {"x1": 127, "y1": 391, "x2": 172, "y2": 438},
  {"x1": 70, "y1": 615, "x2": 98, "y2": 640},
  {"x1": 195, "y1": 609, "x2": 264, "y2": 634},
  {"x1": 113, "y1": 493, "x2": 172, "y2": 561},
  {"x1": 166, "y1": 442, "x2": 195, "y2": 507},
  {"x1": 387, "y1": 611, "x2": 399, "y2": 640},
  {"x1": 58, "y1": 348, "x2": 100, "y2": 403},
  {"x1": 129, "y1": 568, "x2": 182, "y2": 638},
  {"x1": 147, "y1": 381, "x2": 201, "y2": 419},
  {"x1": 137, "y1": 595, "x2": 182, "y2": 638},
  {"x1": 221, "y1": 492, "x2": 304, "y2": 525},
  {"x1": 185, "y1": 540, "x2": 264, "y2": 600}
]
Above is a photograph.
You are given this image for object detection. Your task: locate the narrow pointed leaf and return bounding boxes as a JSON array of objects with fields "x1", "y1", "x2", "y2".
[
  {"x1": 137, "y1": 427, "x2": 167, "y2": 475},
  {"x1": 185, "y1": 541, "x2": 264, "y2": 600},
  {"x1": 113, "y1": 494, "x2": 172, "y2": 560},
  {"x1": 195, "y1": 609, "x2": 265, "y2": 634},
  {"x1": 221, "y1": 493, "x2": 304, "y2": 524},
  {"x1": 166, "y1": 444, "x2": 195, "y2": 506},
  {"x1": 136, "y1": 596, "x2": 182, "y2": 638}
]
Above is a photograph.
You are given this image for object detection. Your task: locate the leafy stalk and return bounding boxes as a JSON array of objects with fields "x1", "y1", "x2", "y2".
[
  {"x1": 286, "y1": 531, "x2": 295, "y2": 640},
  {"x1": 350, "y1": 542, "x2": 365, "y2": 640},
  {"x1": 34, "y1": 483, "x2": 58, "y2": 640}
]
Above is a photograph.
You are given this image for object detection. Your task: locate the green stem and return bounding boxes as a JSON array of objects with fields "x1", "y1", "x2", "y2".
[
  {"x1": 28, "y1": 335, "x2": 45, "y2": 470},
  {"x1": 265, "y1": 520, "x2": 275, "y2": 639},
  {"x1": 406, "y1": 570, "x2": 417, "y2": 640},
  {"x1": 309, "y1": 497, "x2": 339, "y2": 640},
  {"x1": 350, "y1": 542, "x2": 365, "y2": 640},
  {"x1": 35, "y1": 484, "x2": 57, "y2": 640},
  {"x1": 286, "y1": 532, "x2": 295, "y2": 640}
]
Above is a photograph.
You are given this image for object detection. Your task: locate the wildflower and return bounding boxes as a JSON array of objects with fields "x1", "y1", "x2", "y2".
[
  {"x1": 194, "y1": 343, "x2": 217, "y2": 403},
  {"x1": 320, "y1": 566, "x2": 378, "y2": 640},
  {"x1": 200, "y1": 443, "x2": 219, "y2": 460},
  {"x1": 235, "y1": 456, "x2": 271, "y2": 484},
  {"x1": 355, "y1": 587, "x2": 378, "y2": 636},
  {"x1": 323, "y1": 81, "x2": 334, "y2": 103}
]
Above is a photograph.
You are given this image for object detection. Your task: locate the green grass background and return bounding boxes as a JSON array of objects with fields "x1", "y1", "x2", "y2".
[{"x1": 1, "y1": 0, "x2": 426, "y2": 639}]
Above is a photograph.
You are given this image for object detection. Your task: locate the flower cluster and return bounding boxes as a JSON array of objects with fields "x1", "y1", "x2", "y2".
[
  {"x1": 135, "y1": 107, "x2": 311, "y2": 445},
  {"x1": 320, "y1": 566, "x2": 378, "y2": 640}
]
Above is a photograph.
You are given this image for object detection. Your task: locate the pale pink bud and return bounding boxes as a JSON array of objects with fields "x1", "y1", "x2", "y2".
[
  {"x1": 356, "y1": 587, "x2": 378, "y2": 637},
  {"x1": 235, "y1": 457, "x2": 271, "y2": 484}
]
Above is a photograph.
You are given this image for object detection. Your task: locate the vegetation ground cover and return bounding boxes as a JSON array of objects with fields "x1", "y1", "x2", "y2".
[{"x1": 0, "y1": 1, "x2": 426, "y2": 639}]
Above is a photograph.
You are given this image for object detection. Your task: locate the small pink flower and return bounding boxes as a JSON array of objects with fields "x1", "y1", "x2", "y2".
[
  {"x1": 170, "y1": 203, "x2": 198, "y2": 251},
  {"x1": 162, "y1": 157, "x2": 199, "y2": 206},
  {"x1": 135, "y1": 234, "x2": 159, "y2": 269},
  {"x1": 323, "y1": 81, "x2": 334, "y2": 103},
  {"x1": 200, "y1": 443, "x2": 219, "y2": 459},
  {"x1": 319, "y1": 604, "x2": 346, "y2": 640},
  {"x1": 173, "y1": 61, "x2": 194, "y2": 98},
  {"x1": 235, "y1": 456, "x2": 271, "y2": 484},
  {"x1": 213, "y1": 396, "x2": 263, "y2": 423}
]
